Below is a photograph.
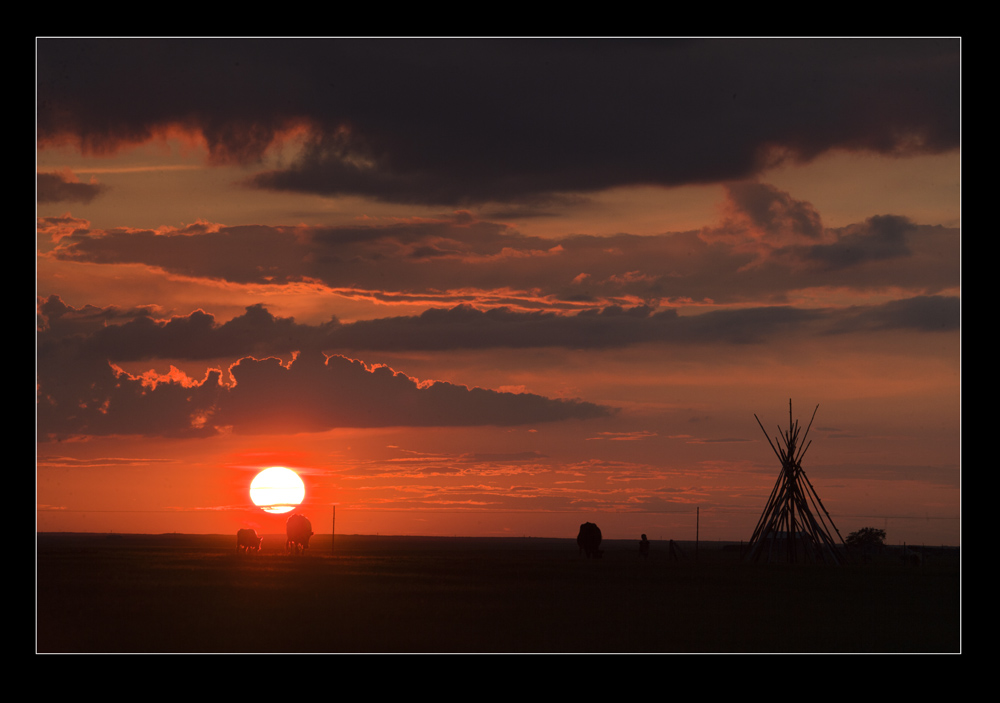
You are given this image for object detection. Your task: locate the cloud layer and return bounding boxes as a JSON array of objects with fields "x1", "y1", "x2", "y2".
[
  {"x1": 36, "y1": 286, "x2": 957, "y2": 442},
  {"x1": 43, "y1": 185, "x2": 959, "y2": 310},
  {"x1": 37, "y1": 39, "x2": 960, "y2": 206},
  {"x1": 39, "y1": 293, "x2": 960, "y2": 362},
  {"x1": 35, "y1": 338, "x2": 611, "y2": 441},
  {"x1": 37, "y1": 171, "x2": 107, "y2": 204}
]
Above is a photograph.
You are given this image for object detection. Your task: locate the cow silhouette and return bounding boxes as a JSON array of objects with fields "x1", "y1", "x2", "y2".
[
  {"x1": 577, "y1": 522, "x2": 603, "y2": 558},
  {"x1": 236, "y1": 528, "x2": 262, "y2": 554},
  {"x1": 285, "y1": 514, "x2": 313, "y2": 555},
  {"x1": 901, "y1": 546, "x2": 923, "y2": 566}
]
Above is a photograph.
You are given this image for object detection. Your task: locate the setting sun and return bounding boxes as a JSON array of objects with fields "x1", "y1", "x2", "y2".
[{"x1": 250, "y1": 466, "x2": 305, "y2": 514}]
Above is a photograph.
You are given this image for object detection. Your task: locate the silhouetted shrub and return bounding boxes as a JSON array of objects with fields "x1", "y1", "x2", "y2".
[{"x1": 845, "y1": 527, "x2": 886, "y2": 550}]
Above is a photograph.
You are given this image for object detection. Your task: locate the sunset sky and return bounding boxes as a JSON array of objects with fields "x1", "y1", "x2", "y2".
[{"x1": 36, "y1": 38, "x2": 960, "y2": 545}]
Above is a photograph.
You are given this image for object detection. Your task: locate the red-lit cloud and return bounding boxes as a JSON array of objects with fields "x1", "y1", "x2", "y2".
[{"x1": 36, "y1": 333, "x2": 612, "y2": 441}]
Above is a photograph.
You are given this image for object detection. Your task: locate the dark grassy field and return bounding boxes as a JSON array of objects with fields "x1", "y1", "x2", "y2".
[{"x1": 36, "y1": 533, "x2": 960, "y2": 653}]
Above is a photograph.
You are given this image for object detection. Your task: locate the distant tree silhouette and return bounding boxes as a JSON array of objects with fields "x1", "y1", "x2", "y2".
[
  {"x1": 846, "y1": 527, "x2": 886, "y2": 563},
  {"x1": 845, "y1": 527, "x2": 886, "y2": 549}
]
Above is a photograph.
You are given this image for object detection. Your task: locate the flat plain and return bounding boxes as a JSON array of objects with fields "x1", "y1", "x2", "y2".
[{"x1": 36, "y1": 533, "x2": 960, "y2": 653}]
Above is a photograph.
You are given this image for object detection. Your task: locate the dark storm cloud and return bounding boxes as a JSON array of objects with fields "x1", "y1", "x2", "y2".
[
  {"x1": 39, "y1": 293, "x2": 960, "y2": 369},
  {"x1": 37, "y1": 171, "x2": 107, "y2": 204},
  {"x1": 331, "y1": 304, "x2": 830, "y2": 349},
  {"x1": 335, "y1": 305, "x2": 667, "y2": 350},
  {"x1": 49, "y1": 223, "x2": 309, "y2": 284},
  {"x1": 828, "y1": 295, "x2": 960, "y2": 333},
  {"x1": 722, "y1": 182, "x2": 824, "y2": 242},
  {"x1": 802, "y1": 215, "x2": 915, "y2": 270},
  {"x1": 40, "y1": 300, "x2": 335, "y2": 361},
  {"x1": 37, "y1": 299, "x2": 615, "y2": 440},
  {"x1": 37, "y1": 293, "x2": 142, "y2": 335},
  {"x1": 219, "y1": 350, "x2": 610, "y2": 434},
  {"x1": 37, "y1": 38, "x2": 960, "y2": 206},
  {"x1": 35, "y1": 341, "x2": 611, "y2": 441},
  {"x1": 699, "y1": 181, "x2": 834, "y2": 273},
  {"x1": 35, "y1": 353, "x2": 224, "y2": 440},
  {"x1": 36, "y1": 214, "x2": 92, "y2": 243}
]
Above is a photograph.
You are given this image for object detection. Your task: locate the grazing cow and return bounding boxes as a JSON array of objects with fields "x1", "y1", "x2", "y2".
[
  {"x1": 901, "y1": 547, "x2": 923, "y2": 567},
  {"x1": 236, "y1": 528, "x2": 262, "y2": 554},
  {"x1": 577, "y1": 522, "x2": 603, "y2": 558},
  {"x1": 286, "y1": 514, "x2": 313, "y2": 555}
]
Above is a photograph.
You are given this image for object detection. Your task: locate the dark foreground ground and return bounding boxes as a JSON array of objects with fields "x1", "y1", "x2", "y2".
[{"x1": 37, "y1": 533, "x2": 960, "y2": 653}]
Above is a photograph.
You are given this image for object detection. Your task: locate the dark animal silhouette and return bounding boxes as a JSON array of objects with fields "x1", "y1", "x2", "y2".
[
  {"x1": 901, "y1": 546, "x2": 923, "y2": 566},
  {"x1": 639, "y1": 534, "x2": 650, "y2": 559},
  {"x1": 286, "y1": 514, "x2": 313, "y2": 555},
  {"x1": 236, "y1": 528, "x2": 262, "y2": 554},
  {"x1": 577, "y1": 522, "x2": 603, "y2": 558}
]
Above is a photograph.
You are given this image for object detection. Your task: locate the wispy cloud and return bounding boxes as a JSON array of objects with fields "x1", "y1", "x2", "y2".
[{"x1": 37, "y1": 170, "x2": 107, "y2": 204}]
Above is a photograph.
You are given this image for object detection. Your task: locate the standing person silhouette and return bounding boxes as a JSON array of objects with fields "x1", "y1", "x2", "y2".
[{"x1": 639, "y1": 534, "x2": 650, "y2": 559}]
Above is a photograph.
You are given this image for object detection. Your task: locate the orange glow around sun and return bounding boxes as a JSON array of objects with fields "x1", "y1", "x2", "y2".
[{"x1": 250, "y1": 466, "x2": 305, "y2": 514}]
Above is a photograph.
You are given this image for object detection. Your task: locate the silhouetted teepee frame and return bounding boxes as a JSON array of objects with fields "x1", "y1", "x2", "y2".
[{"x1": 745, "y1": 400, "x2": 847, "y2": 565}]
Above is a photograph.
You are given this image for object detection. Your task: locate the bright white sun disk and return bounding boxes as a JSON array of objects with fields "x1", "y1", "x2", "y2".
[{"x1": 250, "y1": 466, "x2": 305, "y2": 514}]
